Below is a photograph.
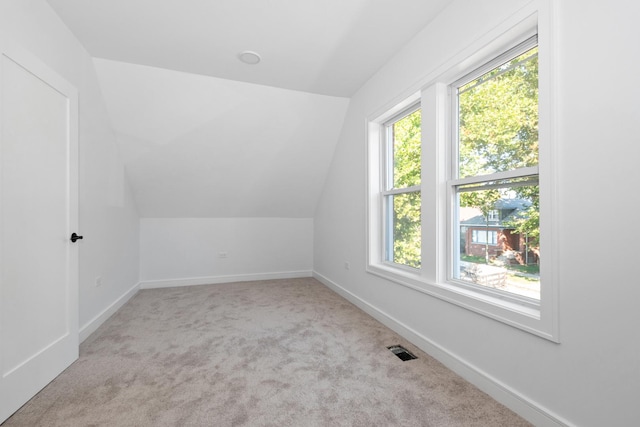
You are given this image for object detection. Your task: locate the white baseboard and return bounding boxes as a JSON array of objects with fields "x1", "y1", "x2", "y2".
[
  {"x1": 139, "y1": 270, "x2": 313, "y2": 290},
  {"x1": 313, "y1": 271, "x2": 572, "y2": 427},
  {"x1": 79, "y1": 282, "x2": 141, "y2": 343}
]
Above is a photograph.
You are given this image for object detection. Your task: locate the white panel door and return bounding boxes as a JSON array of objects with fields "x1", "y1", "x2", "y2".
[{"x1": 0, "y1": 46, "x2": 79, "y2": 423}]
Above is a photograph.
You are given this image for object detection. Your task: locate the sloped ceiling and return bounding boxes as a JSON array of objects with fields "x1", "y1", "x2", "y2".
[
  {"x1": 45, "y1": 0, "x2": 454, "y2": 218},
  {"x1": 94, "y1": 59, "x2": 349, "y2": 217}
]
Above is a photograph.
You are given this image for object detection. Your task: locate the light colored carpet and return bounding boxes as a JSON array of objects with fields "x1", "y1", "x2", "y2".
[{"x1": 3, "y1": 278, "x2": 531, "y2": 426}]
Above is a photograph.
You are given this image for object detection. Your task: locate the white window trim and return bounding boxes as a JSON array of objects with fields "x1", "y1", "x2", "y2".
[{"x1": 366, "y1": 4, "x2": 559, "y2": 342}]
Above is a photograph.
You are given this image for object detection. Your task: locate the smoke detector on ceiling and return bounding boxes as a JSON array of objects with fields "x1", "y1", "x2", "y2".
[{"x1": 238, "y1": 51, "x2": 261, "y2": 65}]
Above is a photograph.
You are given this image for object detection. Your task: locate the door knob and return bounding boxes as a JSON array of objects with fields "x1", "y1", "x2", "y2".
[{"x1": 70, "y1": 233, "x2": 83, "y2": 243}]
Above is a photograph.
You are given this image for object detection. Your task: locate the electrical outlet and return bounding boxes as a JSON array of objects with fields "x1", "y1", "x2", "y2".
[
  {"x1": 95, "y1": 276, "x2": 103, "y2": 287},
  {"x1": 218, "y1": 251, "x2": 228, "y2": 259},
  {"x1": 344, "y1": 262, "x2": 350, "y2": 270}
]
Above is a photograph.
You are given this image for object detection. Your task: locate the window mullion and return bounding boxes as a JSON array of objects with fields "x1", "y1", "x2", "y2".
[{"x1": 421, "y1": 82, "x2": 448, "y2": 283}]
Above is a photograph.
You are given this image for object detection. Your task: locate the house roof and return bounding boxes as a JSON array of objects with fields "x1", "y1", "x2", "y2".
[{"x1": 460, "y1": 199, "x2": 531, "y2": 228}]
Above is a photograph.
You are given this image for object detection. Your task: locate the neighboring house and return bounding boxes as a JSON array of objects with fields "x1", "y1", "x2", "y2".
[{"x1": 460, "y1": 199, "x2": 538, "y2": 265}]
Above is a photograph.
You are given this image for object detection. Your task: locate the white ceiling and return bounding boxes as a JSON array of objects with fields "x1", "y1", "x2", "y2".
[
  {"x1": 44, "y1": 0, "x2": 454, "y2": 218},
  {"x1": 46, "y1": 0, "x2": 454, "y2": 97}
]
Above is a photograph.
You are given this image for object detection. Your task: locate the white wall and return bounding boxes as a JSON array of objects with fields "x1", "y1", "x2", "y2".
[
  {"x1": 140, "y1": 218, "x2": 312, "y2": 286},
  {"x1": 0, "y1": 1, "x2": 140, "y2": 336},
  {"x1": 314, "y1": 0, "x2": 640, "y2": 426}
]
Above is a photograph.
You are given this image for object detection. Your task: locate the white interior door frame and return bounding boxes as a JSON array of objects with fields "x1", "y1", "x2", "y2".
[{"x1": 0, "y1": 42, "x2": 79, "y2": 423}]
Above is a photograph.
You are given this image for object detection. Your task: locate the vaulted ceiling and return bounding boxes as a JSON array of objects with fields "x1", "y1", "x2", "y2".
[
  {"x1": 46, "y1": 0, "x2": 454, "y2": 217},
  {"x1": 94, "y1": 58, "x2": 349, "y2": 217}
]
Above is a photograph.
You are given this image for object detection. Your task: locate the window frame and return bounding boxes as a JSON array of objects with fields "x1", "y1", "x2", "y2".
[
  {"x1": 448, "y1": 36, "x2": 540, "y2": 300},
  {"x1": 366, "y1": 8, "x2": 559, "y2": 342}
]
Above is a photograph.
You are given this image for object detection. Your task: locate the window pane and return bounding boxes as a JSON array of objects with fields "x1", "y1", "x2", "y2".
[
  {"x1": 458, "y1": 47, "x2": 538, "y2": 178},
  {"x1": 387, "y1": 191, "x2": 421, "y2": 268},
  {"x1": 391, "y1": 109, "x2": 421, "y2": 188},
  {"x1": 472, "y1": 230, "x2": 497, "y2": 245},
  {"x1": 455, "y1": 184, "x2": 539, "y2": 299}
]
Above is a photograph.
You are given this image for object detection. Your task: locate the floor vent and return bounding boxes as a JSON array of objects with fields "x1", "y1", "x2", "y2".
[{"x1": 388, "y1": 345, "x2": 417, "y2": 361}]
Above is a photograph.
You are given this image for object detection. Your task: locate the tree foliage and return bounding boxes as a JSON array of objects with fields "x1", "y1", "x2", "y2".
[
  {"x1": 458, "y1": 47, "x2": 539, "y2": 178},
  {"x1": 458, "y1": 47, "x2": 540, "y2": 249},
  {"x1": 390, "y1": 110, "x2": 421, "y2": 268},
  {"x1": 393, "y1": 109, "x2": 421, "y2": 188}
]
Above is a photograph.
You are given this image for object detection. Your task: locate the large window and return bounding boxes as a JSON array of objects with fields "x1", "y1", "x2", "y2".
[
  {"x1": 367, "y1": 13, "x2": 558, "y2": 341},
  {"x1": 451, "y1": 39, "x2": 540, "y2": 300}
]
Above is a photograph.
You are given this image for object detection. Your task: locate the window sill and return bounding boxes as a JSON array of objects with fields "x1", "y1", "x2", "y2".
[{"x1": 366, "y1": 262, "x2": 557, "y2": 342}]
